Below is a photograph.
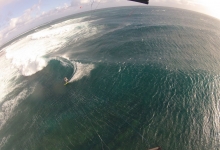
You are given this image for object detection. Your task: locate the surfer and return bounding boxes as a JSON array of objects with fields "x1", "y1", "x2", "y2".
[{"x1": 64, "y1": 77, "x2": 68, "y2": 84}]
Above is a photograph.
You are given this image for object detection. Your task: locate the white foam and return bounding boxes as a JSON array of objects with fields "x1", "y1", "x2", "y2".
[
  {"x1": 0, "y1": 88, "x2": 32, "y2": 129},
  {"x1": 69, "y1": 62, "x2": 95, "y2": 82},
  {"x1": 0, "y1": 135, "x2": 11, "y2": 149},
  {"x1": 2, "y1": 17, "x2": 100, "y2": 77},
  {"x1": 0, "y1": 56, "x2": 20, "y2": 103},
  {"x1": 0, "y1": 52, "x2": 36, "y2": 127}
]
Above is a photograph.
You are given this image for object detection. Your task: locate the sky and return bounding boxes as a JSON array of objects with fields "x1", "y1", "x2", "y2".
[{"x1": 0, "y1": 0, "x2": 220, "y2": 47}]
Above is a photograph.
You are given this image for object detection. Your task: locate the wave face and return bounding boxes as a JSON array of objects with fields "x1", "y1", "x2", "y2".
[{"x1": 1, "y1": 6, "x2": 220, "y2": 150}]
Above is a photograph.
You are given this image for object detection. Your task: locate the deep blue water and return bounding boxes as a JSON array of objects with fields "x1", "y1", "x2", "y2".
[{"x1": 0, "y1": 6, "x2": 220, "y2": 150}]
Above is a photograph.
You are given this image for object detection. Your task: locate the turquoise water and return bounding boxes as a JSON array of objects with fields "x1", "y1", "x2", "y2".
[{"x1": 0, "y1": 6, "x2": 220, "y2": 150}]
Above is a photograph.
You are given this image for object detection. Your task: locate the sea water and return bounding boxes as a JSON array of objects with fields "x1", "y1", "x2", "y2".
[{"x1": 0, "y1": 6, "x2": 220, "y2": 150}]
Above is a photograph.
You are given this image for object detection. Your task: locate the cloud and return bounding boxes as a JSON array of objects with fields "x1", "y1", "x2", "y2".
[
  {"x1": 0, "y1": 1, "x2": 83, "y2": 47},
  {"x1": 71, "y1": 1, "x2": 80, "y2": 6},
  {"x1": 81, "y1": 0, "x2": 90, "y2": 4},
  {"x1": 0, "y1": 2, "x2": 42, "y2": 46}
]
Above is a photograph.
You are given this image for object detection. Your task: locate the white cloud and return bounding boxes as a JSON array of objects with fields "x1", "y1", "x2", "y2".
[
  {"x1": 0, "y1": 2, "x2": 84, "y2": 47},
  {"x1": 80, "y1": 0, "x2": 90, "y2": 4},
  {"x1": 0, "y1": 2, "x2": 41, "y2": 46}
]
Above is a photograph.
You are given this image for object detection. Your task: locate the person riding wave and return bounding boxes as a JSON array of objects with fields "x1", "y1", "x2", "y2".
[{"x1": 64, "y1": 77, "x2": 68, "y2": 84}]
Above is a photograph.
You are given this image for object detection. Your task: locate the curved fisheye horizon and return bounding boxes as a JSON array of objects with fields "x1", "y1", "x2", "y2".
[
  {"x1": 0, "y1": 1, "x2": 220, "y2": 150},
  {"x1": 0, "y1": 0, "x2": 220, "y2": 47}
]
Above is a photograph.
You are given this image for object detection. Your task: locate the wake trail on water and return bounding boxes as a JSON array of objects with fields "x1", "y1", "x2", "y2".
[
  {"x1": 48, "y1": 56, "x2": 95, "y2": 83},
  {"x1": 69, "y1": 61, "x2": 95, "y2": 83}
]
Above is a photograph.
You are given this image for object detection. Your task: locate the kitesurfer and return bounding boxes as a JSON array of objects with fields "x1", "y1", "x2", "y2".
[{"x1": 64, "y1": 77, "x2": 68, "y2": 84}]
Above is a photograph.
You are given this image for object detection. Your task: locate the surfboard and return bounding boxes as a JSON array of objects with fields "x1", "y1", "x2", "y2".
[
  {"x1": 64, "y1": 82, "x2": 69, "y2": 85},
  {"x1": 149, "y1": 147, "x2": 161, "y2": 150}
]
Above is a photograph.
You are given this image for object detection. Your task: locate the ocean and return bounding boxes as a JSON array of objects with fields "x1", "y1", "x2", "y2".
[{"x1": 0, "y1": 6, "x2": 220, "y2": 150}]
